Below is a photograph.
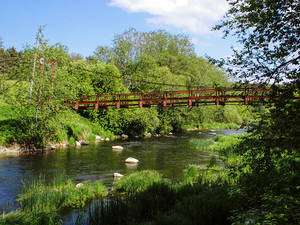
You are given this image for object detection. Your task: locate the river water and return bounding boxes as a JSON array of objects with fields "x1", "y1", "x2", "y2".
[{"x1": 0, "y1": 129, "x2": 246, "y2": 218}]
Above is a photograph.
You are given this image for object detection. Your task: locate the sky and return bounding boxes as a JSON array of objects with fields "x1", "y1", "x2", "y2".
[{"x1": 0, "y1": 0, "x2": 236, "y2": 59}]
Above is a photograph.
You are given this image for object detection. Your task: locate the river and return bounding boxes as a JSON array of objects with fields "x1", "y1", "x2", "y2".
[{"x1": 0, "y1": 129, "x2": 246, "y2": 221}]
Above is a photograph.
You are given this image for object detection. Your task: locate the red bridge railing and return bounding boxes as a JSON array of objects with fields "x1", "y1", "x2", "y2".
[{"x1": 64, "y1": 88, "x2": 299, "y2": 110}]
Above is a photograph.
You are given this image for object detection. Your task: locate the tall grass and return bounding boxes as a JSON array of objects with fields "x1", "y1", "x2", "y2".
[
  {"x1": 0, "y1": 211, "x2": 62, "y2": 225},
  {"x1": 18, "y1": 174, "x2": 108, "y2": 213},
  {"x1": 197, "y1": 122, "x2": 240, "y2": 130},
  {"x1": 80, "y1": 170, "x2": 234, "y2": 225},
  {"x1": 114, "y1": 170, "x2": 163, "y2": 195},
  {"x1": 189, "y1": 138, "x2": 215, "y2": 150},
  {"x1": 183, "y1": 164, "x2": 199, "y2": 185}
]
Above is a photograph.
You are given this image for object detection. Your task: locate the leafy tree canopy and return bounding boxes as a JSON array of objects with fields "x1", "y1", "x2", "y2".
[{"x1": 214, "y1": 0, "x2": 299, "y2": 85}]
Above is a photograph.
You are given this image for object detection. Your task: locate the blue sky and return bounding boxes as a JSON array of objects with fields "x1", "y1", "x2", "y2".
[{"x1": 0, "y1": 0, "x2": 235, "y2": 59}]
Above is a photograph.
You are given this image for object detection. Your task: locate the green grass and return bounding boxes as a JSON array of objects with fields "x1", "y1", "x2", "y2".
[
  {"x1": 0, "y1": 211, "x2": 62, "y2": 225},
  {"x1": 197, "y1": 122, "x2": 240, "y2": 130},
  {"x1": 18, "y1": 174, "x2": 108, "y2": 213},
  {"x1": 189, "y1": 134, "x2": 243, "y2": 153},
  {"x1": 189, "y1": 138, "x2": 215, "y2": 150},
  {"x1": 81, "y1": 170, "x2": 234, "y2": 225},
  {"x1": 114, "y1": 170, "x2": 163, "y2": 195},
  {"x1": 183, "y1": 164, "x2": 199, "y2": 185}
]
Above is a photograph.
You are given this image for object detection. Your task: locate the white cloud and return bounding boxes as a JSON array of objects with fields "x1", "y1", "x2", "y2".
[{"x1": 108, "y1": 0, "x2": 229, "y2": 35}]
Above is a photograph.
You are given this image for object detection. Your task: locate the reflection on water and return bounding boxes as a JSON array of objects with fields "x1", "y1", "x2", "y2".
[{"x1": 0, "y1": 129, "x2": 246, "y2": 214}]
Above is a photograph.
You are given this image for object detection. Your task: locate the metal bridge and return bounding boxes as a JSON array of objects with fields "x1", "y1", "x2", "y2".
[{"x1": 66, "y1": 88, "x2": 299, "y2": 110}]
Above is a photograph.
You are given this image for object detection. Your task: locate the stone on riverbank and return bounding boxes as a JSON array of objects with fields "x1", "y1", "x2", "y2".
[
  {"x1": 125, "y1": 157, "x2": 139, "y2": 164},
  {"x1": 145, "y1": 133, "x2": 152, "y2": 138},
  {"x1": 121, "y1": 134, "x2": 129, "y2": 140},
  {"x1": 80, "y1": 141, "x2": 89, "y2": 146},
  {"x1": 95, "y1": 135, "x2": 101, "y2": 142},
  {"x1": 75, "y1": 141, "x2": 81, "y2": 147},
  {"x1": 114, "y1": 172, "x2": 124, "y2": 178}
]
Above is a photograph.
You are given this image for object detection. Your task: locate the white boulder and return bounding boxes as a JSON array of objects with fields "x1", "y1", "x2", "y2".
[
  {"x1": 95, "y1": 135, "x2": 101, "y2": 141},
  {"x1": 75, "y1": 141, "x2": 81, "y2": 147},
  {"x1": 125, "y1": 157, "x2": 139, "y2": 164},
  {"x1": 76, "y1": 183, "x2": 84, "y2": 188},
  {"x1": 112, "y1": 146, "x2": 124, "y2": 150},
  {"x1": 113, "y1": 173, "x2": 124, "y2": 178}
]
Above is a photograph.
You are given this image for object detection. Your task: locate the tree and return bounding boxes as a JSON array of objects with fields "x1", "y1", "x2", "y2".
[
  {"x1": 215, "y1": 0, "x2": 299, "y2": 85},
  {"x1": 94, "y1": 29, "x2": 228, "y2": 91},
  {"x1": 215, "y1": 1, "x2": 300, "y2": 224}
]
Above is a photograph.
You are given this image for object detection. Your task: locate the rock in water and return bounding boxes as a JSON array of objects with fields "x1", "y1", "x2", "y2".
[
  {"x1": 121, "y1": 134, "x2": 129, "y2": 140},
  {"x1": 75, "y1": 141, "x2": 81, "y2": 147},
  {"x1": 112, "y1": 146, "x2": 124, "y2": 150},
  {"x1": 76, "y1": 183, "x2": 84, "y2": 188},
  {"x1": 95, "y1": 136, "x2": 101, "y2": 142},
  {"x1": 80, "y1": 141, "x2": 89, "y2": 146},
  {"x1": 113, "y1": 173, "x2": 124, "y2": 178},
  {"x1": 125, "y1": 157, "x2": 139, "y2": 164}
]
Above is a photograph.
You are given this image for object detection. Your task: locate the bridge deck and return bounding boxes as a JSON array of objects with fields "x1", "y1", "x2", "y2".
[{"x1": 65, "y1": 88, "x2": 298, "y2": 110}]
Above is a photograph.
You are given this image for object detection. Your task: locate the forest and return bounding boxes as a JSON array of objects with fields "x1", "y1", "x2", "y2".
[{"x1": 0, "y1": 28, "x2": 255, "y2": 149}]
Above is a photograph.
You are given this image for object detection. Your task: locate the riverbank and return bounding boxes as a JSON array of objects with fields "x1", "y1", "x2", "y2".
[{"x1": 0, "y1": 121, "x2": 243, "y2": 158}]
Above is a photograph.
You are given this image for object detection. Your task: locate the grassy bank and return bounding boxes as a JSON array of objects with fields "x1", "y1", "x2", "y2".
[
  {"x1": 0, "y1": 103, "x2": 114, "y2": 148},
  {"x1": 18, "y1": 174, "x2": 108, "y2": 212},
  {"x1": 78, "y1": 169, "x2": 236, "y2": 225},
  {"x1": 1, "y1": 173, "x2": 108, "y2": 225}
]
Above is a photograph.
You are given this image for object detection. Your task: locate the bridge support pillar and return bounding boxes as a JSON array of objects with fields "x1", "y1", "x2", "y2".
[{"x1": 245, "y1": 96, "x2": 248, "y2": 105}]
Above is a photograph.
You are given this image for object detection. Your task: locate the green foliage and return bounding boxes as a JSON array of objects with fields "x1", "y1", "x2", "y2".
[
  {"x1": 18, "y1": 174, "x2": 108, "y2": 213},
  {"x1": 98, "y1": 108, "x2": 160, "y2": 136},
  {"x1": 215, "y1": 0, "x2": 299, "y2": 85},
  {"x1": 114, "y1": 170, "x2": 163, "y2": 195},
  {"x1": 0, "y1": 211, "x2": 62, "y2": 225}
]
